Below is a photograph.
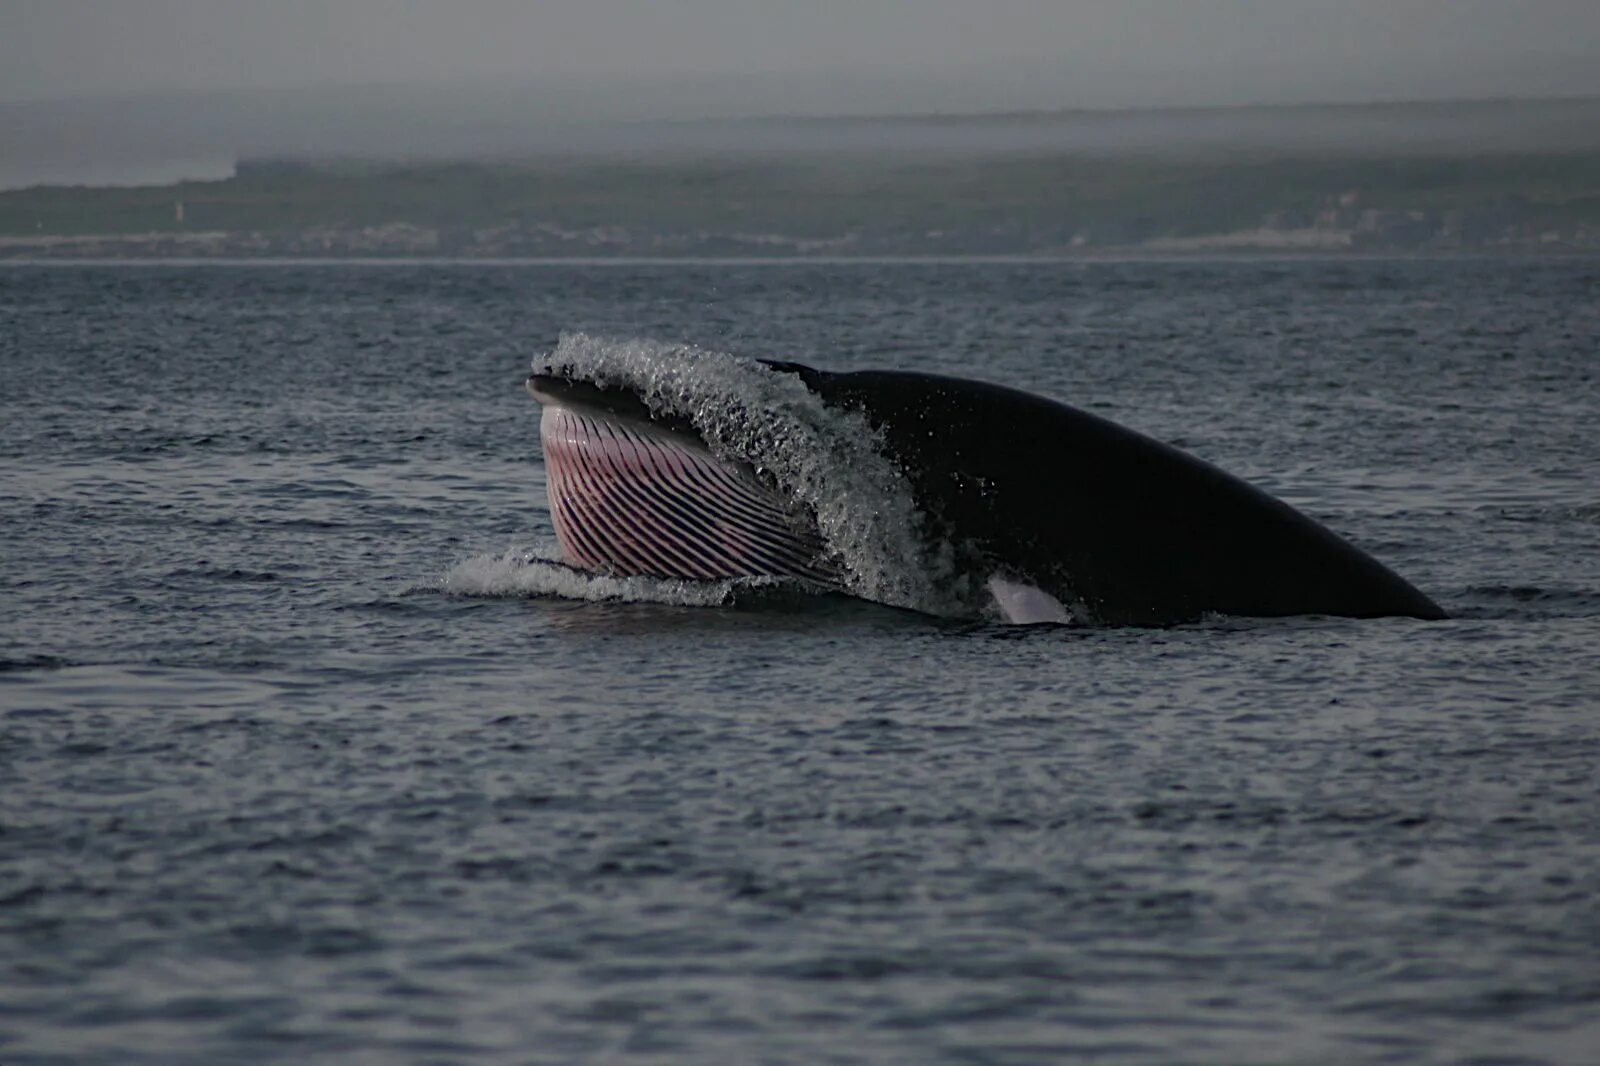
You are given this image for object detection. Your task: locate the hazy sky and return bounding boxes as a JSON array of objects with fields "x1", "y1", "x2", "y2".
[{"x1": 4, "y1": 0, "x2": 1600, "y2": 110}]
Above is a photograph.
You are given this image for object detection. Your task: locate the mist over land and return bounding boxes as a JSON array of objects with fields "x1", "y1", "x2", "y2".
[
  {"x1": 5, "y1": 93, "x2": 1600, "y2": 257},
  {"x1": 3, "y1": 89, "x2": 1599, "y2": 257},
  {"x1": 6, "y1": 1, "x2": 1599, "y2": 254},
  {"x1": 9, "y1": 78, "x2": 1600, "y2": 188}
]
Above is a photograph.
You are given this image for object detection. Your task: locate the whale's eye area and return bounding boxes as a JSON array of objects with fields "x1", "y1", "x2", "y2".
[{"x1": 539, "y1": 403, "x2": 835, "y2": 584}]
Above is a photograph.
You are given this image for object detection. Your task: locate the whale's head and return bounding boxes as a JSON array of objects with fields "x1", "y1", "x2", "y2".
[
  {"x1": 525, "y1": 339, "x2": 1446, "y2": 625},
  {"x1": 526, "y1": 367, "x2": 837, "y2": 584}
]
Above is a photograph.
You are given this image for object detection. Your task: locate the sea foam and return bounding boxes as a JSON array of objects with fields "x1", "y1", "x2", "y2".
[{"x1": 441, "y1": 542, "x2": 771, "y2": 607}]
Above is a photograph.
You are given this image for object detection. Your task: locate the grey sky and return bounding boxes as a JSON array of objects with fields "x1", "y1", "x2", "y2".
[{"x1": 4, "y1": 0, "x2": 1600, "y2": 110}]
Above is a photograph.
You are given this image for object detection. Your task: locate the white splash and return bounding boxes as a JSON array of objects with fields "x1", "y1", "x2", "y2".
[{"x1": 442, "y1": 542, "x2": 773, "y2": 607}]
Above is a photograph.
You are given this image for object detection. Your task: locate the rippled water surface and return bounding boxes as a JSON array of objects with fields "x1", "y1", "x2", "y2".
[{"x1": 3, "y1": 259, "x2": 1599, "y2": 1064}]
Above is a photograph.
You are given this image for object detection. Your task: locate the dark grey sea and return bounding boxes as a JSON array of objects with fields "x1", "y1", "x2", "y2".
[{"x1": 2, "y1": 259, "x2": 1598, "y2": 1064}]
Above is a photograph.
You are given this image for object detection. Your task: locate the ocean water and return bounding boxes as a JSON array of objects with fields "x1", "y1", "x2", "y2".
[{"x1": 2, "y1": 258, "x2": 1598, "y2": 1064}]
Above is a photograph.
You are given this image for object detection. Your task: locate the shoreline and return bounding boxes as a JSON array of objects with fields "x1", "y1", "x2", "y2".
[{"x1": 4, "y1": 249, "x2": 1598, "y2": 266}]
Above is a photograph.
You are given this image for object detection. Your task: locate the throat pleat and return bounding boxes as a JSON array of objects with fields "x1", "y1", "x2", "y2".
[{"x1": 540, "y1": 404, "x2": 834, "y2": 583}]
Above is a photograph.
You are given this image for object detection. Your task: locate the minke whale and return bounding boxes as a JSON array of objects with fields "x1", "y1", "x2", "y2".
[{"x1": 527, "y1": 361, "x2": 1445, "y2": 625}]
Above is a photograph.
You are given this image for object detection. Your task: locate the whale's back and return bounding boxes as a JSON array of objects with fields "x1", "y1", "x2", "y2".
[{"x1": 808, "y1": 368, "x2": 1445, "y2": 624}]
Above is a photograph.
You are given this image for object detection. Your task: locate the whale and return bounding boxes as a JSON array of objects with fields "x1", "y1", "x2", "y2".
[{"x1": 526, "y1": 359, "x2": 1445, "y2": 625}]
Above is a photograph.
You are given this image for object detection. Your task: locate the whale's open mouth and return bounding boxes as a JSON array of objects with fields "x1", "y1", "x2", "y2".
[
  {"x1": 527, "y1": 371, "x2": 837, "y2": 584},
  {"x1": 520, "y1": 335, "x2": 1445, "y2": 625}
]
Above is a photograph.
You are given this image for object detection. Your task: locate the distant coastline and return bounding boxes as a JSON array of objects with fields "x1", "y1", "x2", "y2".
[
  {"x1": 4, "y1": 158, "x2": 1595, "y2": 259},
  {"x1": 6, "y1": 98, "x2": 1598, "y2": 259},
  {"x1": 5, "y1": 242, "x2": 1598, "y2": 262}
]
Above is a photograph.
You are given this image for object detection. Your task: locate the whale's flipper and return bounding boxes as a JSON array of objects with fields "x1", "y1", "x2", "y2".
[{"x1": 986, "y1": 576, "x2": 1076, "y2": 625}]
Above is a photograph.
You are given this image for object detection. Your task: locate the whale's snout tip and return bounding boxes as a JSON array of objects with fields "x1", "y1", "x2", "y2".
[
  {"x1": 526, "y1": 370, "x2": 564, "y2": 405},
  {"x1": 528, "y1": 360, "x2": 583, "y2": 403}
]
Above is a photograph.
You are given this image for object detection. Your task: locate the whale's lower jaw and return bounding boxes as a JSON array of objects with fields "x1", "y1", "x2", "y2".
[{"x1": 539, "y1": 402, "x2": 836, "y2": 584}]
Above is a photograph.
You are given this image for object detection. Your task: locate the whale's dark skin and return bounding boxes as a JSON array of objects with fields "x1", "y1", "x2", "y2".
[
  {"x1": 759, "y1": 361, "x2": 1445, "y2": 624},
  {"x1": 529, "y1": 361, "x2": 1446, "y2": 624}
]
